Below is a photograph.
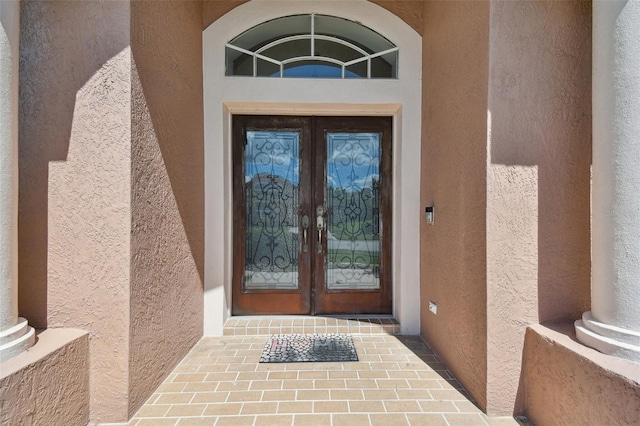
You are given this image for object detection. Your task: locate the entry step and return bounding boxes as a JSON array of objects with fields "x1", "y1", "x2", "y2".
[{"x1": 223, "y1": 316, "x2": 400, "y2": 336}]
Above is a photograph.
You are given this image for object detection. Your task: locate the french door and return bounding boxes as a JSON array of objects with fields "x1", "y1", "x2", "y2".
[{"x1": 232, "y1": 116, "x2": 392, "y2": 315}]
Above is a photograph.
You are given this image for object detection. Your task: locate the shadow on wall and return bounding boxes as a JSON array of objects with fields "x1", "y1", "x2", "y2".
[
  {"x1": 127, "y1": 1, "x2": 205, "y2": 415},
  {"x1": 131, "y1": 1, "x2": 204, "y2": 285},
  {"x1": 487, "y1": 0, "x2": 592, "y2": 416},
  {"x1": 419, "y1": 0, "x2": 490, "y2": 412},
  {"x1": 18, "y1": 0, "x2": 205, "y2": 323},
  {"x1": 488, "y1": 0, "x2": 591, "y2": 327},
  {"x1": 18, "y1": 0, "x2": 130, "y2": 328}
]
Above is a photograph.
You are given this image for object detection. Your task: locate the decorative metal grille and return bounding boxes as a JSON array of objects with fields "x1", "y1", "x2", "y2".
[
  {"x1": 244, "y1": 131, "x2": 300, "y2": 289},
  {"x1": 326, "y1": 133, "x2": 381, "y2": 290},
  {"x1": 226, "y1": 14, "x2": 398, "y2": 79}
]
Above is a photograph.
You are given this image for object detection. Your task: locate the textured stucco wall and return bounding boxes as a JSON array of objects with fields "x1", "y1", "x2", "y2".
[
  {"x1": 421, "y1": 0, "x2": 591, "y2": 415},
  {"x1": 486, "y1": 0, "x2": 591, "y2": 414},
  {"x1": 20, "y1": 0, "x2": 205, "y2": 421},
  {"x1": 421, "y1": 0, "x2": 490, "y2": 410},
  {"x1": 0, "y1": 329, "x2": 90, "y2": 425},
  {"x1": 129, "y1": 0, "x2": 204, "y2": 416},
  {"x1": 524, "y1": 323, "x2": 640, "y2": 425},
  {"x1": 18, "y1": 0, "x2": 130, "y2": 329},
  {"x1": 19, "y1": 1, "x2": 132, "y2": 422}
]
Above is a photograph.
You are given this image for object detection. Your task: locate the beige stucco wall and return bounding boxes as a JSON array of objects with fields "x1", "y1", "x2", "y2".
[
  {"x1": 524, "y1": 323, "x2": 640, "y2": 425},
  {"x1": 0, "y1": 329, "x2": 90, "y2": 425},
  {"x1": 421, "y1": 0, "x2": 490, "y2": 411},
  {"x1": 19, "y1": 0, "x2": 204, "y2": 421},
  {"x1": 18, "y1": 0, "x2": 131, "y2": 332},
  {"x1": 486, "y1": 0, "x2": 591, "y2": 414},
  {"x1": 20, "y1": 0, "x2": 132, "y2": 421},
  {"x1": 129, "y1": 0, "x2": 204, "y2": 417},
  {"x1": 421, "y1": 0, "x2": 591, "y2": 415}
]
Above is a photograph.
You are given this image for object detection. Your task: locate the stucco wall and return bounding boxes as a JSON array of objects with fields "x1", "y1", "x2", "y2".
[
  {"x1": 524, "y1": 323, "x2": 640, "y2": 425},
  {"x1": 129, "y1": 0, "x2": 204, "y2": 417},
  {"x1": 19, "y1": 0, "x2": 132, "y2": 421},
  {"x1": 421, "y1": 0, "x2": 490, "y2": 410},
  {"x1": 18, "y1": 0, "x2": 130, "y2": 330},
  {"x1": 0, "y1": 329, "x2": 90, "y2": 425},
  {"x1": 421, "y1": 0, "x2": 591, "y2": 415},
  {"x1": 486, "y1": 0, "x2": 591, "y2": 414},
  {"x1": 20, "y1": 0, "x2": 205, "y2": 421}
]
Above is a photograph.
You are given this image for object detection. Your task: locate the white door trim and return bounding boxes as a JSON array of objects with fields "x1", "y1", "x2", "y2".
[{"x1": 203, "y1": 0, "x2": 422, "y2": 335}]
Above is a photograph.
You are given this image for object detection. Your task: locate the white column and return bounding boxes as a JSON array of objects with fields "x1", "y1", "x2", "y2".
[
  {"x1": 0, "y1": 0, "x2": 34, "y2": 362},
  {"x1": 575, "y1": 0, "x2": 640, "y2": 362}
]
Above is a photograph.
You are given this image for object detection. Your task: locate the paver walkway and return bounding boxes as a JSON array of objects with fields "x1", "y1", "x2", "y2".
[{"x1": 122, "y1": 332, "x2": 527, "y2": 426}]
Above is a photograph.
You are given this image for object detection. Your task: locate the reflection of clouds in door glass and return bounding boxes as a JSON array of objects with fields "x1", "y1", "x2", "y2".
[
  {"x1": 326, "y1": 132, "x2": 382, "y2": 291},
  {"x1": 245, "y1": 131, "x2": 300, "y2": 185},
  {"x1": 352, "y1": 173, "x2": 379, "y2": 188},
  {"x1": 327, "y1": 133, "x2": 380, "y2": 190},
  {"x1": 244, "y1": 130, "x2": 300, "y2": 290}
]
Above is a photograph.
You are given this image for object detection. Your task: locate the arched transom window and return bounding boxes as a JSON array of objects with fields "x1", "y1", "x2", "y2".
[{"x1": 225, "y1": 14, "x2": 398, "y2": 79}]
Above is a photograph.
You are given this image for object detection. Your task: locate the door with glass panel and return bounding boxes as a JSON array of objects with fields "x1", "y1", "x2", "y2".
[{"x1": 232, "y1": 116, "x2": 392, "y2": 315}]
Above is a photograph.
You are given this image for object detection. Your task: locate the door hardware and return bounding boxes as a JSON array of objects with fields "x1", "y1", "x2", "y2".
[
  {"x1": 301, "y1": 214, "x2": 310, "y2": 253},
  {"x1": 316, "y1": 205, "x2": 325, "y2": 254}
]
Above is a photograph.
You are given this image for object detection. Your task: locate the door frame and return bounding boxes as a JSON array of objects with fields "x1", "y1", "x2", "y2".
[
  {"x1": 231, "y1": 115, "x2": 393, "y2": 316},
  {"x1": 312, "y1": 116, "x2": 393, "y2": 315},
  {"x1": 203, "y1": 0, "x2": 422, "y2": 335},
  {"x1": 231, "y1": 116, "x2": 313, "y2": 315}
]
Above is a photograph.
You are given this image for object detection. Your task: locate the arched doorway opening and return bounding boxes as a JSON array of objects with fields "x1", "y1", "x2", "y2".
[{"x1": 203, "y1": 0, "x2": 422, "y2": 335}]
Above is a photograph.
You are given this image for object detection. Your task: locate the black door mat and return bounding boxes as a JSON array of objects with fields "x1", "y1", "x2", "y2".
[{"x1": 259, "y1": 334, "x2": 359, "y2": 363}]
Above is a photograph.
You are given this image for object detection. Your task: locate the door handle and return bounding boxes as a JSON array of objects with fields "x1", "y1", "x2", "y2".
[
  {"x1": 301, "y1": 215, "x2": 310, "y2": 253},
  {"x1": 316, "y1": 205, "x2": 325, "y2": 254}
]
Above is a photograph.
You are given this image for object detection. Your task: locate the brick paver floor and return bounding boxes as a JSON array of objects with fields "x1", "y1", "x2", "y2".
[{"x1": 122, "y1": 330, "x2": 528, "y2": 426}]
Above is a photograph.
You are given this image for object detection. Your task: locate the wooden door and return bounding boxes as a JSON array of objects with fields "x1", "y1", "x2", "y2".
[
  {"x1": 312, "y1": 117, "x2": 392, "y2": 314},
  {"x1": 232, "y1": 115, "x2": 392, "y2": 315}
]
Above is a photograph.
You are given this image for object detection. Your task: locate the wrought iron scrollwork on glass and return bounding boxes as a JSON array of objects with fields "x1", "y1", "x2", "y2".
[
  {"x1": 244, "y1": 131, "x2": 300, "y2": 289},
  {"x1": 326, "y1": 132, "x2": 381, "y2": 290}
]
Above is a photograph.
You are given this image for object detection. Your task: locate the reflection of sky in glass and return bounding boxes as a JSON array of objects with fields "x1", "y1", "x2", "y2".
[
  {"x1": 245, "y1": 131, "x2": 300, "y2": 186},
  {"x1": 327, "y1": 133, "x2": 380, "y2": 191},
  {"x1": 276, "y1": 64, "x2": 361, "y2": 79},
  {"x1": 244, "y1": 131, "x2": 380, "y2": 190}
]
